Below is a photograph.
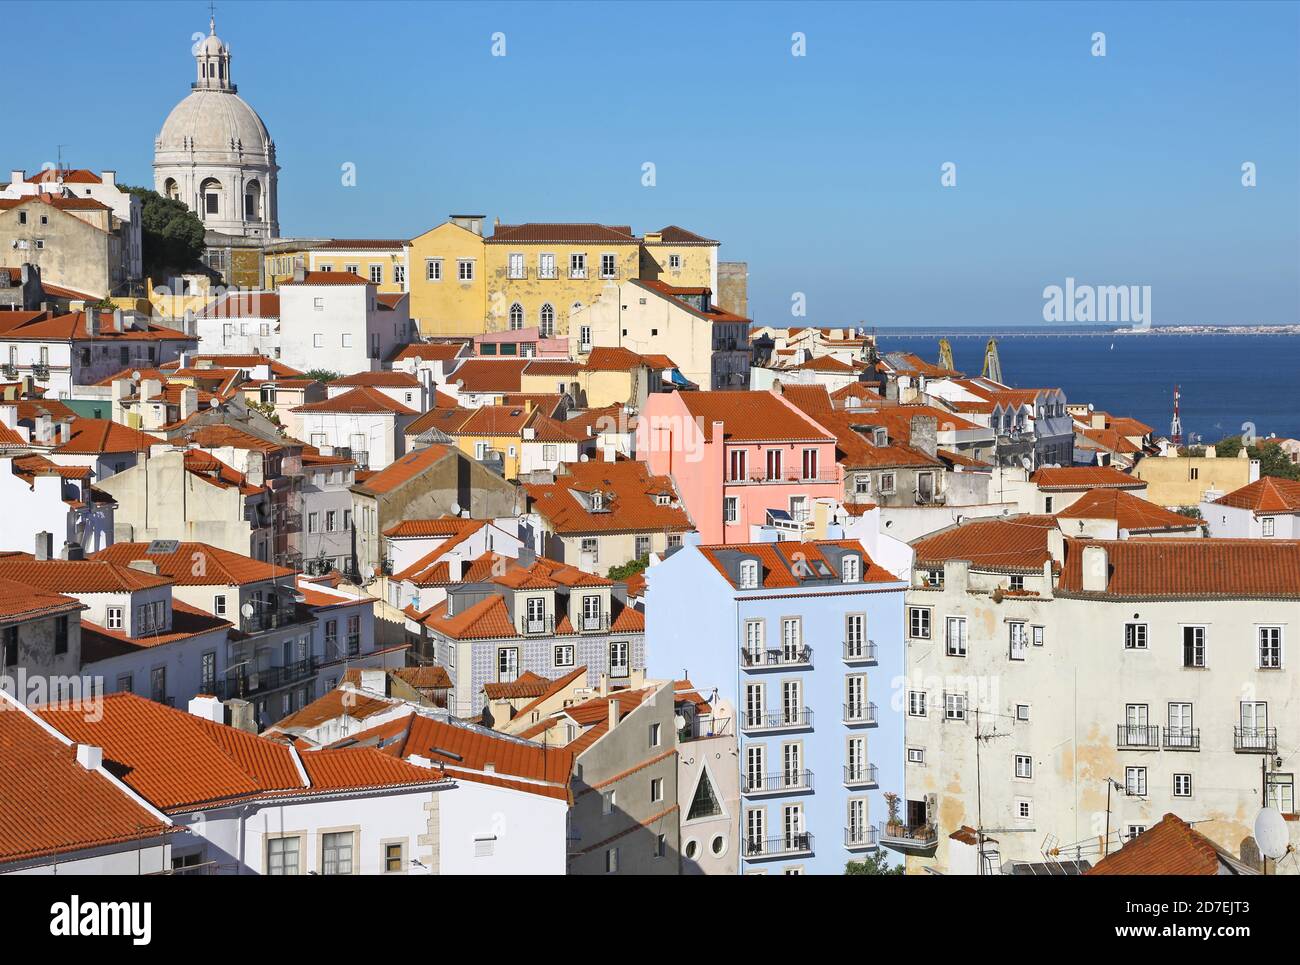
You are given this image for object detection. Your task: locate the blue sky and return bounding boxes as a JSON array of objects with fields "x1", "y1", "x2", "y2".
[{"x1": 16, "y1": 1, "x2": 1299, "y2": 327}]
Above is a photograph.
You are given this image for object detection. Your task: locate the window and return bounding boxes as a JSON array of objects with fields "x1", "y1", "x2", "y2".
[
  {"x1": 1124, "y1": 623, "x2": 1147, "y2": 650},
  {"x1": 538, "y1": 253, "x2": 557, "y2": 279},
  {"x1": 1016, "y1": 703, "x2": 1031, "y2": 721},
  {"x1": 553, "y1": 644, "x2": 574, "y2": 667},
  {"x1": 739, "y1": 560, "x2": 758, "y2": 589},
  {"x1": 907, "y1": 691, "x2": 927, "y2": 717},
  {"x1": 579, "y1": 324, "x2": 592, "y2": 348},
  {"x1": 1267, "y1": 773, "x2": 1294, "y2": 814},
  {"x1": 801, "y1": 448, "x2": 819, "y2": 480},
  {"x1": 879, "y1": 472, "x2": 896, "y2": 494},
  {"x1": 945, "y1": 616, "x2": 967, "y2": 657},
  {"x1": 267, "y1": 836, "x2": 300, "y2": 875},
  {"x1": 600, "y1": 253, "x2": 617, "y2": 278},
  {"x1": 845, "y1": 613, "x2": 866, "y2": 657},
  {"x1": 346, "y1": 615, "x2": 361, "y2": 656},
  {"x1": 907, "y1": 747, "x2": 925, "y2": 764},
  {"x1": 498, "y1": 647, "x2": 519, "y2": 682},
  {"x1": 1125, "y1": 766, "x2": 1147, "y2": 797},
  {"x1": 1017, "y1": 800, "x2": 1032, "y2": 820},
  {"x1": 1126, "y1": 824, "x2": 1146, "y2": 840},
  {"x1": 1009, "y1": 574, "x2": 1024, "y2": 592},
  {"x1": 944, "y1": 693, "x2": 967, "y2": 720},
  {"x1": 1015, "y1": 755, "x2": 1033, "y2": 779},
  {"x1": 909, "y1": 607, "x2": 931, "y2": 639},
  {"x1": 605, "y1": 847, "x2": 619, "y2": 873},
  {"x1": 649, "y1": 722, "x2": 661, "y2": 748},
  {"x1": 1032, "y1": 625, "x2": 1044, "y2": 647},
  {"x1": 457, "y1": 259, "x2": 474, "y2": 281},
  {"x1": 426, "y1": 258, "x2": 443, "y2": 281},
  {"x1": 1262, "y1": 517, "x2": 1275, "y2": 537},
  {"x1": 653, "y1": 833, "x2": 666, "y2": 859},
  {"x1": 507, "y1": 252, "x2": 525, "y2": 279},
  {"x1": 609, "y1": 640, "x2": 630, "y2": 678},
  {"x1": 723, "y1": 496, "x2": 738, "y2": 524},
  {"x1": 842, "y1": 555, "x2": 860, "y2": 582},
  {"x1": 924, "y1": 569, "x2": 944, "y2": 588},
  {"x1": 201, "y1": 652, "x2": 216, "y2": 691},
  {"x1": 539, "y1": 303, "x2": 555, "y2": 337},
  {"x1": 688, "y1": 770, "x2": 723, "y2": 819},
  {"x1": 368, "y1": 264, "x2": 383, "y2": 284},
  {"x1": 668, "y1": 253, "x2": 681, "y2": 270},
  {"x1": 855, "y1": 474, "x2": 870, "y2": 495},
  {"x1": 1259, "y1": 626, "x2": 1282, "y2": 668},
  {"x1": 321, "y1": 831, "x2": 354, "y2": 875},
  {"x1": 650, "y1": 777, "x2": 664, "y2": 803},
  {"x1": 2, "y1": 627, "x2": 16, "y2": 666},
  {"x1": 383, "y1": 842, "x2": 404, "y2": 873},
  {"x1": 1009, "y1": 621, "x2": 1028, "y2": 661},
  {"x1": 1182, "y1": 626, "x2": 1206, "y2": 667},
  {"x1": 602, "y1": 789, "x2": 616, "y2": 815},
  {"x1": 107, "y1": 606, "x2": 124, "y2": 630},
  {"x1": 307, "y1": 512, "x2": 319, "y2": 534},
  {"x1": 508, "y1": 302, "x2": 524, "y2": 330},
  {"x1": 570, "y1": 253, "x2": 587, "y2": 279},
  {"x1": 728, "y1": 448, "x2": 748, "y2": 481},
  {"x1": 1173, "y1": 773, "x2": 1192, "y2": 798}
]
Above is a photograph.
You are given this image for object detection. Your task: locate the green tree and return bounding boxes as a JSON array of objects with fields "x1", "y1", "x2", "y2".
[
  {"x1": 304, "y1": 369, "x2": 341, "y2": 383},
  {"x1": 122, "y1": 185, "x2": 206, "y2": 279},
  {"x1": 1213, "y1": 436, "x2": 1300, "y2": 481},
  {"x1": 606, "y1": 555, "x2": 649, "y2": 581},
  {"x1": 846, "y1": 852, "x2": 904, "y2": 875}
]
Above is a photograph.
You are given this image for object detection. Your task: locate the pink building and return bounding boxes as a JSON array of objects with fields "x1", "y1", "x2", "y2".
[{"x1": 638, "y1": 389, "x2": 842, "y2": 543}]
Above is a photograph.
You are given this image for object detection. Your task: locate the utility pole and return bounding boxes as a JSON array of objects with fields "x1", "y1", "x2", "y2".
[{"x1": 973, "y1": 708, "x2": 1009, "y2": 875}]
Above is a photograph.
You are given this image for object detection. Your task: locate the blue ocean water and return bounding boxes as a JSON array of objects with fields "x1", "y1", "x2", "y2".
[{"x1": 874, "y1": 332, "x2": 1300, "y2": 444}]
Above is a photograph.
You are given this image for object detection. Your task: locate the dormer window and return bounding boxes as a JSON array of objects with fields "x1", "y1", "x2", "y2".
[
  {"x1": 655, "y1": 494, "x2": 670, "y2": 506},
  {"x1": 590, "y1": 491, "x2": 604, "y2": 511},
  {"x1": 842, "y1": 555, "x2": 860, "y2": 583},
  {"x1": 739, "y1": 560, "x2": 759, "y2": 589}
]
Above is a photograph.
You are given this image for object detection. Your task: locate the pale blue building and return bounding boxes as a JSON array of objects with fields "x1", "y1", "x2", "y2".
[{"x1": 646, "y1": 531, "x2": 906, "y2": 874}]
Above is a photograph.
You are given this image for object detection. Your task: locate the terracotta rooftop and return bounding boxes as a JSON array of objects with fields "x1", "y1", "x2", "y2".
[
  {"x1": 1055, "y1": 488, "x2": 1204, "y2": 533},
  {"x1": 1085, "y1": 813, "x2": 1241, "y2": 876},
  {"x1": 698, "y1": 538, "x2": 898, "y2": 589},
  {"x1": 93, "y1": 541, "x2": 295, "y2": 587},
  {"x1": 1058, "y1": 538, "x2": 1300, "y2": 600},
  {"x1": 51, "y1": 418, "x2": 160, "y2": 455},
  {"x1": 487, "y1": 223, "x2": 638, "y2": 244},
  {"x1": 332, "y1": 371, "x2": 422, "y2": 389},
  {"x1": 447, "y1": 358, "x2": 530, "y2": 393},
  {"x1": 1212, "y1": 476, "x2": 1300, "y2": 514},
  {"x1": 524, "y1": 459, "x2": 691, "y2": 535},
  {"x1": 0, "y1": 311, "x2": 191, "y2": 342},
  {"x1": 1031, "y1": 465, "x2": 1145, "y2": 491},
  {"x1": 197, "y1": 292, "x2": 280, "y2": 319},
  {"x1": 0, "y1": 696, "x2": 176, "y2": 864},
  {"x1": 678, "y1": 390, "x2": 834, "y2": 444},
  {"x1": 912, "y1": 516, "x2": 1059, "y2": 572},
  {"x1": 79, "y1": 600, "x2": 231, "y2": 661},
  {"x1": 383, "y1": 516, "x2": 487, "y2": 539},
  {"x1": 0, "y1": 557, "x2": 172, "y2": 593},
  {"x1": 391, "y1": 342, "x2": 464, "y2": 363},
  {"x1": 291, "y1": 385, "x2": 417, "y2": 416},
  {"x1": 350, "y1": 445, "x2": 451, "y2": 495},
  {"x1": 0, "y1": 576, "x2": 84, "y2": 622},
  {"x1": 279, "y1": 271, "x2": 370, "y2": 286}
]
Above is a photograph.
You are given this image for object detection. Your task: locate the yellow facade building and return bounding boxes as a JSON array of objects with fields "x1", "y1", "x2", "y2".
[
  {"x1": 264, "y1": 239, "x2": 408, "y2": 293},
  {"x1": 404, "y1": 217, "x2": 720, "y2": 340},
  {"x1": 1132, "y1": 449, "x2": 1259, "y2": 507}
]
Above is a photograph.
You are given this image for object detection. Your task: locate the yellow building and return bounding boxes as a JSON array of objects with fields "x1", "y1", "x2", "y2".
[
  {"x1": 1133, "y1": 449, "x2": 1258, "y2": 507},
  {"x1": 404, "y1": 217, "x2": 720, "y2": 340},
  {"x1": 264, "y1": 239, "x2": 408, "y2": 293},
  {"x1": 406, "y1": 215, "x2": 488, "y2": 336}
]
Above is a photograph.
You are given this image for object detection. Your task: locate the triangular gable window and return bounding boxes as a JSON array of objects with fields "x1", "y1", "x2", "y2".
[{"x1": 687, "y1": 768, "x2": 723, "y2": 820}]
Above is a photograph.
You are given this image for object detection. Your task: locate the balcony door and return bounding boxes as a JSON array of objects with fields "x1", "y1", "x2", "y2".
[
  {"x1": 781, "y1": 618, "x2": 801, "y2": 661},
  {"x1": 766, "y1": 449, "x2": 782, "y2": 481},
  {"x1": 782, "y1": 742, "x2": 802, "y2": 788},
  {"x1": 1168, "y1": 702, "x2": 1193, "y2": 745},
  {"x1": 497, "y1": 647, "x2": 519, "y2": 683},
  {"x1": 1241, "y1": 701, "x2": 1268, "y2": 737},
  {"x1": 526, "y1": 597, "x2": 545, "y2": 633},
  {"x1": 746, "y1": 808, "x2": 765, "y2": 854},
  {"x1": 745, "y1": 620, "x2": 764, "y2": 663},
  {"x1": 1125, "y1": 703, "x2": 1149, "y2": 744},
  {"x1": 782, "y1": 680, "x2": 802, "y2": 725},
  {"x1": 847, "y1": 736, "x2": 866, "y2": 782},
  {"x1": 848, "y1": 799, "x2": 866, "y2": 840},
  {"x1": 746, "y1": 745, "x2": 765, "y2": 793},
  {"x1": 846, "y1": 675, "x2": 865, "y2": 718},
  {"x1": 745, "y1": 683, "x2": 764, "y2": 730},
  {"x1": 801, "y1": 448, "x2": 818, "y2": 480},
  {"x1": 783, "y1": 804, "x2": 804, "y2": 850}
]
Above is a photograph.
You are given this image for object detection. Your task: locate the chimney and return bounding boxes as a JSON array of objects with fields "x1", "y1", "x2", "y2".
[
  {"x1": 245, "y1": 451, "x2": 264, "y2": 487},
  {"x1": 188, "y1": 694, "x2": 224, "y2": 723},
  {"x1": 127, "y1": 559, "x2": 158, "y2": 575},
  {"x1": 8, "y1": 170, "x2": 22, "y2": 186},
  {"x1": 942, "y1": 559, "x2": 970, "y2": 593},
  {"x1": 608, "y1": 698, "x2": 620, "y2": 731},
  {"x1": 180, "y1": 387, "x2": 199, "y2": 421},
  {"x1": 34, "y1": 413, "x2": 52, "y2": 445},
  {"x1": 87, "y1": 309, "x2": 100, "y2": 337},
  {"x1": 34, "y1": 531, "x2": 52, "y2": 561},
  {"x1": 602, "y1": 445, "x2": 615, "y2": 462},
  {"x1": 292, "y1": 264, "x2": 306, "y2": 283},
  {"x1": 56, "y1": 420, "x2": 71, "y2": 444},
  {"x1": 225, "y1": 698, "x2": 257, "y2": 734},
  {"x1": 139, "y1": 378, "x2": 162, "y2": 402},
  {"x1": 75, "y1": 745, "x2": 104, "y2": 771},
  {"x1": 360, "y1": 669, "x2": 387, "y2": 694},
  {"x1": 909, "y1": 414, "x2": 938, "y2": 458},
  {"x1": 101, "y1": 170, "x2": 116, "y2": 187},
  {"x1": 1081, "y1": 545, "x2": 1109, "y2": 593},
  {"x1": 61, "y1": 541, "x2": 84, "y2": 561},
  {"x1": 112, "y1": 308, "x2": 123, "y2": 333},
  {"x1": 516, "y1": 547, "x2": 536, "y2": 569}
]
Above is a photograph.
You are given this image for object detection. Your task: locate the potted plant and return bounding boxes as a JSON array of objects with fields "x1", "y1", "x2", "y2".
[{"x1": 883, "y1": 792, "x2": 904, "y2": 836}]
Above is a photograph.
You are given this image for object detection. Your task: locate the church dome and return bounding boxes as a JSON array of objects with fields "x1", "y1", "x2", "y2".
[{"x1": 157, "y1": 88, "x2": 273, "y2": 158}]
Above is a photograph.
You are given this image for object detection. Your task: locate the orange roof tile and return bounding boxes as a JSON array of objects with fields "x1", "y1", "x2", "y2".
[
  {"x1": 1058, "y1": 538, "x2": 1300, "y2": 599},
  {"x1": 679, "y1": 390, "x2": 834, "y2": 443},
  {"x1": 333, "y1": 371, "x2": 422, "y2": 388},
  {"x1": 0, "y1": 698, "x2": 175, "y2": 864},
  {"x1": 584, "y1": 346, "x2": 650, "y2": 371},
  {"x1": 698, "y1": 539, "x2": 899, "y2": 588},
  {"x1": 482, "y1": 671, "x2": 553, "y2": 700},
  {"x1": 392, "y1": 342, "x2": 465, "y2": 363},
  {"x1": 448, "y1": 358, "x2": 529, "y2": 393},
  {"x1": 93, "y1": 542, "x2": 295, "y2": 587},
  {"x1": 350, "y1": 445, "x2": 451, "y2": 495},
  {"x1": 279, "y1": 271, "x2": 369, "y2": 286},
  {"x1": 912, "y1": 516, "x2": 1059, "y2": 572},
  {"x1": 0, "y1": 557, "x2": 172, "y2": 593},
  {"x1": 383, "y1": 516, "x2": 486, "y2": 539},
  {"x1": 51, "y1": 418, "x2": 160, "y2": 455},
  {"x1": 1056, "y1": 489, "x2": 1203, "y2": 532},
  {"x1": 291, "y1": 385, "x2": 417, "y2": 416},
  {"x1": 79, "y1": 600, "x2": 230, "y2": 661},
  {"x1": 523, "y1": 459, "x2": 691, "y2": 535},
  {"x1": 1031, "y1": 465, "x2": 1144, "y2": 491},
  {"x1": 1212, "y1": 477, "x2": 1300, "y2": 513},
  {"x1": 488, "y1": 223, "x2": 638, "y2": 244},
  {"x1": 270, "y1": 687, "x2": 401, "y2": 733},
  {"x1": 0, "y1": 576, "x2": 84, "y2": 622},
  {"x1": 1085, "y1": 813, "x2": 1226, "y2": 875},
  {"x1": 0, "y1": 310, "x2": 191, "y2": 342}
]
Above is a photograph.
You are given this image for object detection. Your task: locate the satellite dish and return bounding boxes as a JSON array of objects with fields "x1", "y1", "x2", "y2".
[
  {"x1": 449, "y1": 502, "x2": 461, "y2": 516},
  {"x1": 240, "y1": 603, "x2": 255, "y2": 619},
  {"x1": 674, "y1": 714, "x2": 687, "y2": 730},
  {"x1": 209, "y1": 398, "x2": 220, "y2": 408},
  {"x1": 1254, "y1": 807, "x2": 1289, "y2": 860},
  {"x1": 131, "y1": 370, "x2": 142, "y2": 381}
]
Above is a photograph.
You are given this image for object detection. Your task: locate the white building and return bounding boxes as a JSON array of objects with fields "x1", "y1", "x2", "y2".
[
  {"x1": 292, "y1": 386, "x2": 418, "y2": 471},
  {"x1": 899, "y1": 517, "x2": 1300, "y2": 874},
  {"x1": 1202, "y1": 477, "x2": 1300, "y2": 539},
  {"x1": 277, "y1": 272, "x2": 411, "y2": 375}
]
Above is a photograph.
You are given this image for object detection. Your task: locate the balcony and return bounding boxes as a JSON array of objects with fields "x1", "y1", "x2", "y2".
[
  {"x1": 1235, "y1": 726, "x2": 1277, "y2": 753},
  {"x1": 727, "y1": 467, "x2": 842, "y2": 486},
  {"x1": 31, "y1": 362, "x2": 50, "y2": 381},
  {"x1": 739, "y1": 645, "x2": 813, "y2": 671},
  {"x1": 580, "y1": 612, "x2": 609, "y2": 633},
  {"x1": 213, "y1": 657, "x2": 318, "y2": 700},
  {"x1": 742, "y1": 770, "x2": 814, "y2": 797},
  {"x1": 843, "y1": 640, "x2": 877, "y2": 664},
  {"x1": 742, "y1": 708, "x2": 813, "y2": 734},
  {"x1": 0, "y1": 363, "x2": 16, "y2": 379},
  {"x1": 569, "y1": 268, "x2": 588, "y2": 280},
  {"x1": 1116, "y1": 724, "x2": 1160, "y2": 750},
  {"x1": 845, "y1": 826, "x2": 879, "y2": 851},
  {"x1": 843, "y1": 701, "x2": 878, "y2": 727},
  {"x1": 743, "y1": 833, "x2": 814, "y2": 861},
  {"x1": 878, "y1": 821, "x2": 939, "y2": 856},
  {"x1": 843, "y1": 763, "x2": 879, "y2": 788},
  {"x1": 239, "y1": 607, "x2": 302, "y2": 635},
  {"x1": 522, "y1": 614, "x2": 555, "y2": 636},
  {"x1": 1164, "y1": 727, "x2": 1200, "y2": 751},
  {"x1": 537, "y1": 267, "x2": 558, "y2": 280}
]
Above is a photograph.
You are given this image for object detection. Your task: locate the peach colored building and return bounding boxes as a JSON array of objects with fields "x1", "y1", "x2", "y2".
[{"x1": 638, "y1": 389, "x2": 842, "y2": 544}]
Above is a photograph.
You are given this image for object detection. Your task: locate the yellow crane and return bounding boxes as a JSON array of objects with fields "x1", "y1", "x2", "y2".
[
  {"x1": 937, "y1": 338, "x2": 955, "y2": 372},
  {"x1": 981, "y1": 337, "x2": 1003, "y2": 384}
]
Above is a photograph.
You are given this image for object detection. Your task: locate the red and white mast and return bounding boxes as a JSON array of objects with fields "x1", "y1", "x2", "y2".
[{"x1": 1170, "y1": 385, "x2": 1183, "y2": 446}]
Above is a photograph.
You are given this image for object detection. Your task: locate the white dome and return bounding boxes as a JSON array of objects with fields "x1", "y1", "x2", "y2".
[{"x1": 157, "y1": 88, "x2": 273, "y2": 158}]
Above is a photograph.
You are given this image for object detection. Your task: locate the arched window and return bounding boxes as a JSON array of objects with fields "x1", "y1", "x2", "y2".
[
  {"x1": 244, "y1": 180, "x2": 262, "y2": 222},
  {"x1": 199, "y1": 177, "x2": 222, "y2": 217},
  {"x1": 163, "y1": 178, "x2": 179, "y2": 201},
  {"x1": 539, "y1": 303, "x2": 555, "y2": 338},
  {"x1": 508, "y1": 302, "x2": 524, "y2": 330}
]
